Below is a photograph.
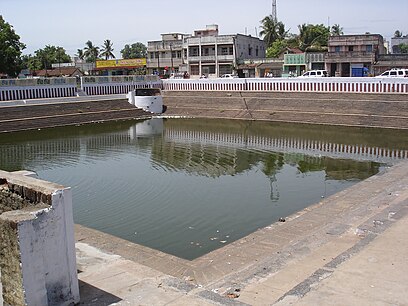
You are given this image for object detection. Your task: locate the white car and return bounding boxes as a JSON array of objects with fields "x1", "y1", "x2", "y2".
[
  {"x1": 376, "y1": 69, "x2": 408, "y2": 77},
  {"x1": 220, "y1": 74, "x2": 238, "y2": 79},
  {"x1": 299, "y1": 70, "x2": 328, "y2": 77}
]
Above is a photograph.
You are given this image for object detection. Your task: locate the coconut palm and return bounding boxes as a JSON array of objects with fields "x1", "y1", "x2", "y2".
[
  {"x1": 83, "y1": 40, "x2": 99, "y2": 63},
  {"x1": 331, "y1": 24, "x2": 344, "y2": 36},
  {"x1": 260, "y1": 15, "x2": 288, "y2": 48},
  {"x1": 76, "y1": 49, "x2": 85, "y2": 60},
  {"x1": 100, "y1": 39, "x2": 115, "y2": 60}
]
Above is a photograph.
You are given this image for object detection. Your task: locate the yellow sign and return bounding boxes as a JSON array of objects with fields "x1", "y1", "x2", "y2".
[{"x1": 96, "y1": 58, "x2": 146, "y2": 69}]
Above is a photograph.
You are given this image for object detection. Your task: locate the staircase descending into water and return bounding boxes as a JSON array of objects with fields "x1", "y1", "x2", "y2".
[{"x1": 0, "y1": 98, "x2": 152, "y2": 133}]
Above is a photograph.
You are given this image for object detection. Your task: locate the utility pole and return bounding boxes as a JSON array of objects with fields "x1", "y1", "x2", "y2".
[{"x1": 272, "y1": 0, "x2": 277, "y2": 23}]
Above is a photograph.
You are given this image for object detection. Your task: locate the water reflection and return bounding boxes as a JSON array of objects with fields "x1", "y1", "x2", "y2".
[{"x1": 0, "y1": 119, "x2": 407, "y2": 259}]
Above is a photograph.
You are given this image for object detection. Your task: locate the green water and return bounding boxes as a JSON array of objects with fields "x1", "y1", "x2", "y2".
[{"x1": 1, "y1": 118, "x2": 407, "y2": 260}]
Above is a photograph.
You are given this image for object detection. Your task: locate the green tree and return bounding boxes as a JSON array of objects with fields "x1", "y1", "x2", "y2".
[
  {"x1": 21, "y1": 54, "x2": 42, "y2": 71},
  {"x1": 259, "y1": 15, "x2": 288, "y2": 48},
  {"x1": 32, "y1": 45, "x2": 71, "y2": 70},
  {"x1": 0, "y1": 15, "x2": 26, "y2": 77},
  {"x1": 297, "y1": 23, "x2": 330, "y2": 51},
  {"x1": 399, "y1": 43, "x2": 408, "y2": 54},
  {"x1": 330, "y1": 24, "x2": 344, "y2": 36},
  {"x1": 266, "y1": 39, "x2": 288, "y2": 58},
  {"x1": 83, "y1": 40, "x2": 100, "y2": 63},
  {"x1": 394, "y1": 30, "x2": 403, "y2": 38},
  {"x1": 100, "y1": 39, "x2": 115, "y2": 60},
  {"x1": 120, "y1": 42, "x2": 147, "y2": 59}
]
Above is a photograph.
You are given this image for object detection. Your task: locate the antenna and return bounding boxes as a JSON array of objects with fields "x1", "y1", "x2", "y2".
[{"x1": 272, "y1": 0, "x2": 277, "y2": 23}]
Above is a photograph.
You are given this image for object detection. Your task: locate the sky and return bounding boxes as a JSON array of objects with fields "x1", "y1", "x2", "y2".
[{"x1": 2, "y1": 0, "x2": 407, "y2": 57}]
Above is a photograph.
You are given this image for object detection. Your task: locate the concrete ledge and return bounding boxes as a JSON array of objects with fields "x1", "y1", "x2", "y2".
[{"x1": 0, "y1": 170, "x2": 79, "y2": 306}]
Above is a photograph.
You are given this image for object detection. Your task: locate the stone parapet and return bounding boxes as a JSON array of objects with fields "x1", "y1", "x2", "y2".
[{"x1": 0, "y1": 170, "x2": 79, "y2": 306}]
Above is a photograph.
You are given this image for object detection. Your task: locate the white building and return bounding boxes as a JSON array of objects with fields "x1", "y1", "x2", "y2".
[{"x1": 147, "y1": 25, "x2": 265, "y2": 78}]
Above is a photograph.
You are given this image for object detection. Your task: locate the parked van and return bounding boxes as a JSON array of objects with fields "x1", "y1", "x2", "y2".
[
  {"x1": 376, "y1": 68, "x2": 408, "y2": 77},
  {"x1": 299, "y1": 70, "x2": 328, "y2": 77}
]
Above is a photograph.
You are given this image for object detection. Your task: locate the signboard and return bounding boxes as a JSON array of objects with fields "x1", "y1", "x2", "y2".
[{"x1": 96, "y1": 58, "x2": 147, "y2": 69}]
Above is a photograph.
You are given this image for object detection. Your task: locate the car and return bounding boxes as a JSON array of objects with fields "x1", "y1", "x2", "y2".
[
  {"x1": 376, "y1": 68, "x2": 408, "y2": 77},
  {"x1": 220, "y1": 74, "x2": 238, "y2": 79},
  {"x1": 299, "y1": 70, "x2": 328, "y2": 77}
]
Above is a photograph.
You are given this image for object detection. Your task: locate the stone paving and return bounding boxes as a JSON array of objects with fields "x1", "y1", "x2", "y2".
[{"x1": 75, "y1": 161, "x2": 408, "y2": 305}]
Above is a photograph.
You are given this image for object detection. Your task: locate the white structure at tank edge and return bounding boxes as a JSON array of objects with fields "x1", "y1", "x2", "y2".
[
  {"x1": 128, "y1": 88, "x2": 163, "y2": 114},
  {"x1": 0, "y1": 170, "x2": 80, "y2": 306}
]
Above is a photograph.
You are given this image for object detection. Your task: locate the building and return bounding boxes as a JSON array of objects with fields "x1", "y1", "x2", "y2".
[
  {"x1": 147, "y1": 33, "x2": 186, "y2": 76},
  {"x1": 147, "y1": 25, "x2": 265, "y2": 78},
  {"x1": 391, "y1": 35, "x2": 408, "y2": 54},
  {"x1": 326, "y1": 34, "x2": 386, "y2": 77},
  {"x1": 373, "y1": 54, "x2": 408, "y2": 75},
  {"x1": 185, "y1": 25, "x2": 265, "y2": 78},
  {"x1": 33, "y1": 67, "x2": 83, "y2": 78}
]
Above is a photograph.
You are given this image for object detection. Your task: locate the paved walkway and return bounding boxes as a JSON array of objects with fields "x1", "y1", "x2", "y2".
[{"x1": 75, "y1": 162, "x2": 408, "y2": 305}]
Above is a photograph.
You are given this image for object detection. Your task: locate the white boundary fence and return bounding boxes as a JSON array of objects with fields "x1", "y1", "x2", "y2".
[
  {"x1": 1, "y1": 76, "x2": 408, "y2": 102},
  {"x1": 81, "y1": 75, "x2": 162, "y2": 96},
  {"x1": 0, "y1": 78, "x2": 77, "y2": 101},
  {"x1": 162, "y1": 77, "x2": 408, "y2": 94}
]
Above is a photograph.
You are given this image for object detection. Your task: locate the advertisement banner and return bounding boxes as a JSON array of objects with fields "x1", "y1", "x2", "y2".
[{"x1": 96, "y1": 58, "x2": 147, "y2": 69}]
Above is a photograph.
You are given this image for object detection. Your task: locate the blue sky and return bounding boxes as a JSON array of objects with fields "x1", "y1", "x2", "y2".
[{"x1": 2, "y1": 0, "x2": 407, "y2": 57}]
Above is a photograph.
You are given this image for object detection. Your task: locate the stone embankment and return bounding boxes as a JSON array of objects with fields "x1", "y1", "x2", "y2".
[
  {"x1": 0, "y1": 99, "x2": 151, "y2": 133},
  {"x1": 162, "y1": 91, "x2": 408, "y2": 129}
]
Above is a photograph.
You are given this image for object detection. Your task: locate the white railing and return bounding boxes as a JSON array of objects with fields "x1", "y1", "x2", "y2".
[
  {"x1": 81, "y1": 75, "x2": 162, "y2": 96},
  {"x1": 0, "y1": 77, "x2": 77, "y2": 101},
  {"x1": 163, "y1": 77, "x2": 408, "y2": 94}
]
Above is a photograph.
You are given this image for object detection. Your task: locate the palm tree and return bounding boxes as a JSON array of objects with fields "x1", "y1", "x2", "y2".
[
  {"x1": 83, "y1": 40, "x2": 99, "y2": 63},
  {"x1": 260, "y1": 15, "x2": 288, "y2": 48},
  {"x1": 100, "y1": 39, "x2": 115, "y2": 60},
  {"x1": 76, "y1": 49, "x2": 85, "y2": 60},
  {"x1": 331, "y1": 24, "x2": 344, "y2": 36}
]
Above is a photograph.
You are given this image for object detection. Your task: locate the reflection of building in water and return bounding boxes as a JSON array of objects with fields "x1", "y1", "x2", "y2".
[{"x1": 165, "y1": 128, "x2": 408, "y2": 165}]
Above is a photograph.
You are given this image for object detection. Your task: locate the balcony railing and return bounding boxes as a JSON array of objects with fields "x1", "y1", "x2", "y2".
[{"x1": 326, "y1": 51, "x2": 376, "y2": 59}]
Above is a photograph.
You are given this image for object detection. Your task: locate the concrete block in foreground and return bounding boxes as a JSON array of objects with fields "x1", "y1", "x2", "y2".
[{"x1": 0, "y1": 170, "x2": 79, "y2": 306}]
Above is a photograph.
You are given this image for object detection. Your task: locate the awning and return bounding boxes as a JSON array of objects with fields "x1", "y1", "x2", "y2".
[
  {"x1": 237, "y1": 63, "x2": 258, "y2": 70},
  {"x1": 257, "y1": 62, "x2": 283, "y2": 69}
]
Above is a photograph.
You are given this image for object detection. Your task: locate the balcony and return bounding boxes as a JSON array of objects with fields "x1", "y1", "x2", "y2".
[
  {"x1": 326, "y1": 51, "x2": 376, "y2": 62},
  {"x1": 186, "y1": 54, "x2": 234, "y2": 63}
]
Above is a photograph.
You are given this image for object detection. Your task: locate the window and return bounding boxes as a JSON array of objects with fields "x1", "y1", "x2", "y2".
[
  {"x1": 248, "y1": 44, "x2": 252, "y2": 56},
  {"x1": 221, "y1": 47, "x2": 229, "y2": 55},
  {"x1": 190, "y1": 47, "x2": 199, "y2": 56},
  {"x1": 177, "y1": 51, "x2": 182, "y2": 58},
  {"x1": 171, "y1": 51, "x2": 176, "y2": 58},
  {"x1": 155, "y1": 52, "x2": 159, "y2": 58},
  {"x1": 229, "y1": 47, "x2": 233, "y2": 55},
  {"x1": 310, "y1": 71, "x2": 316, "y2": 76},
  {"x1": 150, "y1": 52, "x2": 155, "y2": 59},
  {"x1": 390, "y1": 71, "x2": 397, "y2": 76},
  {"x1": 348, "y1": 46, "x2": 354, "y2": 51},
  {"x1": 366, "y1": 45, "x2": 373, "y2": 52},
  {"x1": 256, "y1": 47, "x2": 259, "y2": 56}
]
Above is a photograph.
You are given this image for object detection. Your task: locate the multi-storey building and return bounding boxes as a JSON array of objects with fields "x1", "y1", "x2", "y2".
[
  {"x1": 326, "y1": 34, "x2": 386, "y2": 77},
  {"x1": 147, "y1": 25, "x2": 265, "y2": 78},
  {"x1": 391, "y1": 35, "x2": 408, "y2": 54},
  {"x1": 147, "y1": 33, "x2": 186, "y2": 76}
]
